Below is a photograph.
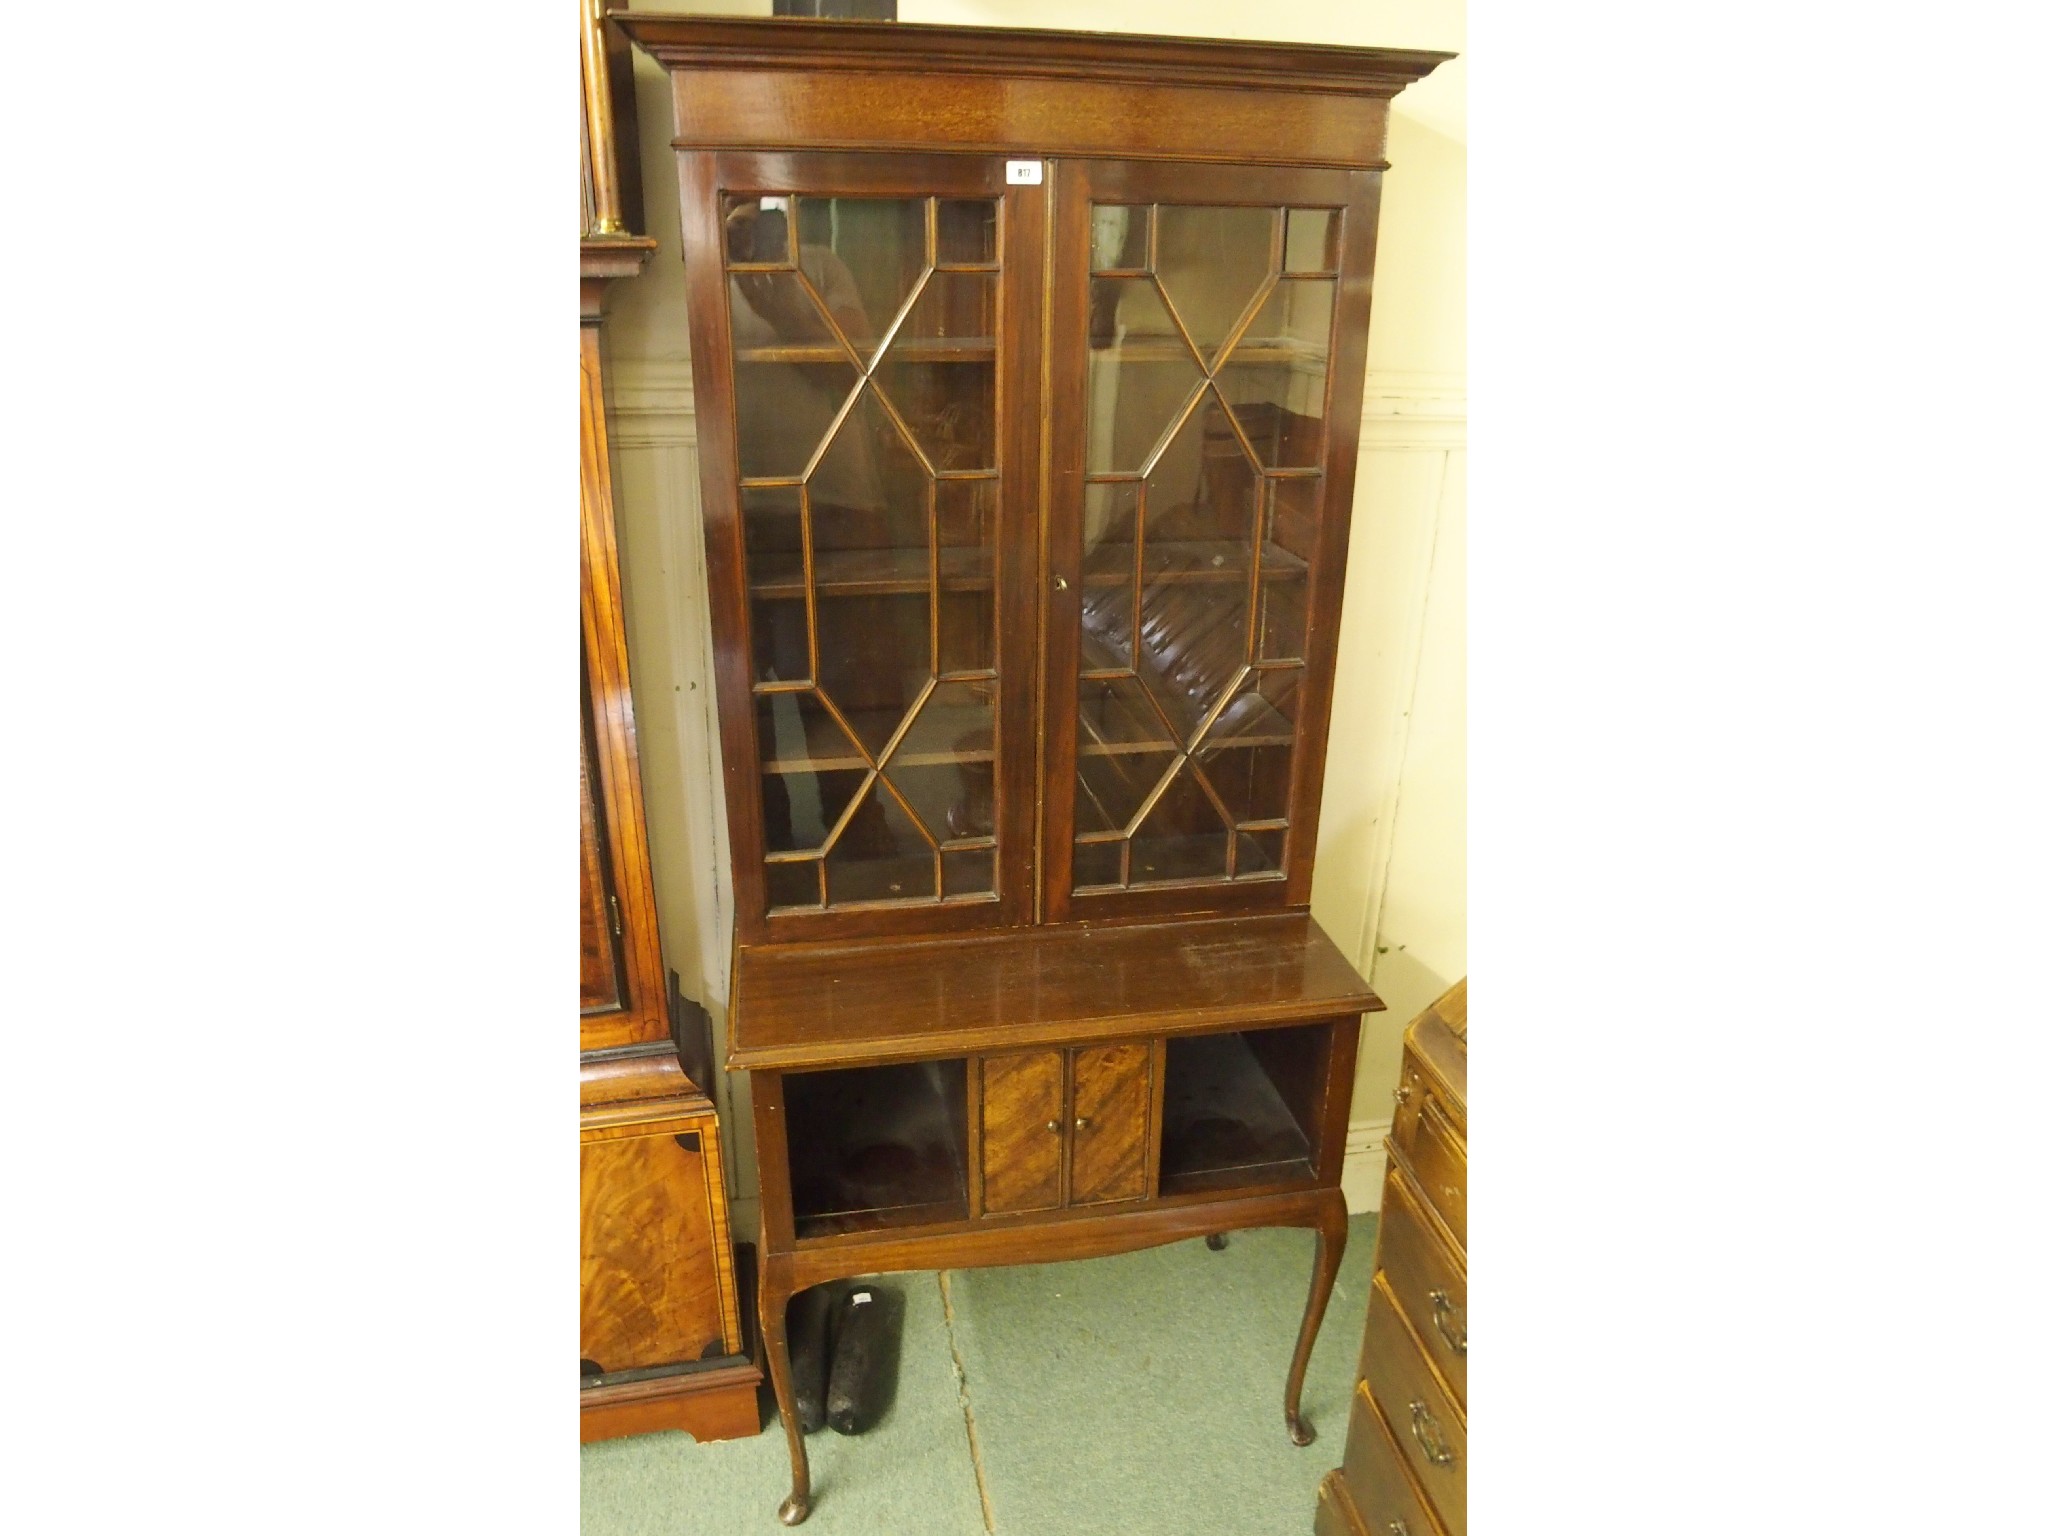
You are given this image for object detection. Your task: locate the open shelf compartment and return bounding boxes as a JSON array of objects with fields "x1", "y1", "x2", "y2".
[
  {"x1": 1158, "y1": 1022, "x2": 1331, "y2": 1196},
  {"x1": 784, "y1": 1058, "x2": 970, "y2": 1239}
]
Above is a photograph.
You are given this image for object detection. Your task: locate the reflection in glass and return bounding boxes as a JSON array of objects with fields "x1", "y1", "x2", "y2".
[
  {"x1": 727, "y1": 192, "x2": 1005, "y2": 911},
  {"x1": 1070, "y1": 201, "x2": 1339, "y2": 893}
]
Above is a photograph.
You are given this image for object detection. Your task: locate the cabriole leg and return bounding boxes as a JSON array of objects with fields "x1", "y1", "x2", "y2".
[
  {"x1": 758, "y1": 1258, "x2": 812, "y2": 1525},
  {"x1": 1282, "y1": 1194, "x2": 1349, "y2": 1446}
]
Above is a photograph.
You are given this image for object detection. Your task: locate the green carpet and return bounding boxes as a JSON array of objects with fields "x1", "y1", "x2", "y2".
[{"x1": 582, "y1": 1214, "x2": 1377, "y2": 1534}]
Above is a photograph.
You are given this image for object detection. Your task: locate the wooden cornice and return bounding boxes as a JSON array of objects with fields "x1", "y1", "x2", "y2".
[
  {"x1": 580, "y1": 234, "x2": 657, "y2": 322},
  {"x1": 616, "y1": 15, "x2": 1452, "y2": 100}
]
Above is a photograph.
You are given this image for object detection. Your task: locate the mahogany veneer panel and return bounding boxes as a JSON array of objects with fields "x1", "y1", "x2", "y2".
[
  {"x1": 728, "y1": 912, "x2": 1380, "y2": 1068},
  {"x1": 979, "y1": 1051, "x2": 1064, "y2": 1214},
  {"x1": 1069, "y1": 1043, "x2": 1150, "y2": 1205}
]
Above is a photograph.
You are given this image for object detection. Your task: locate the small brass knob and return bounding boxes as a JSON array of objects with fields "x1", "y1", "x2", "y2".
[
  {"x1": 1053, "y1": 575, "x2": 1069, "y2": 591},
  {"x1": 1046, "y1": 1120, "x2": 1060, "y2": 1133},
  {"x1": 1075, "y1": 1116, "x2": 1091, "y2": 1130}
]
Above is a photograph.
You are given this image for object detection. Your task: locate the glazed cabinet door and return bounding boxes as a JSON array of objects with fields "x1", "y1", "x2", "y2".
[
  {"x1": 1042, "y1": 161, "x2": 1384, "y2": 923},
  {"x1": 676, "y1": 151, "x2": 1043, "y2": 945}
]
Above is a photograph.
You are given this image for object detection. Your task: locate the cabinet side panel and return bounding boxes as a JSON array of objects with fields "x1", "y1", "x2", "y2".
[{"x1": 580, "y1": 1121, "x2": 730, "y2": 1372}]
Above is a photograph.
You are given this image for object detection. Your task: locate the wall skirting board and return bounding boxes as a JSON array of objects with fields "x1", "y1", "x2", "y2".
[
  {"x1": 602, "y1": 351, "x2": 1460, "y2": 1228},
  {"x1": 1340, "y1": 1117, "x2": 1395, "y2": 1212}
]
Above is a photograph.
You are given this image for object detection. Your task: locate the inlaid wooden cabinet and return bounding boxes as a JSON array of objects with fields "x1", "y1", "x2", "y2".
[
  {"x1": 577, "y1": 0, "x2": 756, "y2": 1446},
  {"x1": 620, "y1": 13, "x2": 1448, "y2": 1523},
  {"x1": 1318, "y1": 981, "x2": 1467, "y2": 1536}
]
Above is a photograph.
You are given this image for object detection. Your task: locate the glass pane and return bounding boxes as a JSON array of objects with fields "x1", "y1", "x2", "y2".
[
  {"x1": 1258, "y1": 479, "x2": 1315, "y2": 662},
  {"x1": 1085, "y1": 277, "x2": 1204, "y2": 474},
  {"x1": 1137, "y1": 392, "x2": 1257, "y2": 739},
  {"x1": 1067, "y1": 200, "x2": 1322, "y2": 900},
  {"x1": 825, "y1": 778, "x2": 936, "y2": 905},
  {"x1": 766, "y1": 859, "x2": 822, "y2": 910},
  {"x1": 1128, "y1": 764, "x2": 1230, "y2": 885},
  {"x1": 1153, "y1": 205, "x2": 1277, "y2": 365},
  {"x1": 936, "y1": 199, "x2": 998, "y2": 266},
  {"x1": 874, "y1": 271, "x2": 997, "y2": 471},
  {"x1": 730, "y1": 272, "x2": 859, "y2": 481},
  {"x1": 1284, "y1": 208, "x2": 1338, "y2": 273},
  {"x1": 935, "y1": 479, "x2": 996, "y2": 675},
  {"x1": 1072, "y1": 839, "x2": 1123, "y2": 890},
  {"x1": 792, "y1": 196, "x2": 927, "y2": 362},
  {"x1": 883, "y1": 679, "x2": 997, "y2": 842},
  {"x1": 724, "y1": 187, "x2": 1008, "y2": 922},
  {"x1": 724, "y1": 195, "x2": 792, "y2": 265},
  {"x1": 1238, "y1": 827, "x2": 1287, "y2": 877},
  {"x1": 1091, "y1": 204, "x2": 1148, "y2": 271},
  {"x1": 942, "y1": 846, "x2": 996, "y2": 899},
  {"x1": 1218, "y1": 277, "x2": 1335, "y2": 470}
]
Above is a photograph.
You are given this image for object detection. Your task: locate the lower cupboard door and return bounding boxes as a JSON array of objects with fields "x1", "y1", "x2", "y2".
[
  {"x1": 981, "y1": 1050, "x2": 1065, "y2": 1213},
  {"x1": 1069, "y1": 1042, "x2": 1151, "y2": 1203}
]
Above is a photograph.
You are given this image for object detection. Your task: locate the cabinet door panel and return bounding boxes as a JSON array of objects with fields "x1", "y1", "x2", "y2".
[
  {"x1": 581, "y1": 1122, "x2": 731, "y2": 1373},
  {"x1": 678, "y1": 150, "x2": 1042, "y2": 945},
  {"x1": 1069, "y1": 1043, "x2": 1151, "y2": 1204},
  {"x1": 980, "y1": 1050, "x2": 1065, "y2": 1214},
  {"x1": 580, "y1": 699, "x2": 624, "y2": 1014},
  {"x1": 1044, "y1": 160, "x2": 1383, "y2": 923}
]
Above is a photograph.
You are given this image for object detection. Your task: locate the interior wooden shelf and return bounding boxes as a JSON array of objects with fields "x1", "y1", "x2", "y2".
[
  {"x1": 757, "y1": 697, "x2": 996, "y2": 775},
  {"x1": 1074, "y1": 686, "x2": 1293, "y2": 757},
  {"x1": 727, "y1": 912, "x2": 1377, "y2": 1069},
  {"x1": 750, "y1": 545, "x2": 994, "y2": 599},
  {"x1": 1099, "y1": 336, "x2": 1328, "y2": 368},
  {"x1": 733, "y1": 339, "x2": 996, "y2": 365},
  {"x1": 1081, "y1": 540, "x2": 1307, "y2": 589},
  {"x1": 784, "y1": 1059, "x2": 970, "y2": 1239},
  {"x1": 1157, "y1": 1026, "x2": 1325, "y2": 1196}
]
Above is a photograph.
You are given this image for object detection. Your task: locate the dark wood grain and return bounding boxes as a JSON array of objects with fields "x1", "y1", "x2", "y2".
[
  {"x1": 580, "y1": 323, "x2": 672, "y2": 1051},
  {"x1": 580, "y1": 1112, "x2": 737, "y2": 1372},
  {"x1": 1377, "y1": 1164, "x2": 1466, "y2": 1404},
  {"x1": 624, "y1": 16, "x2": 1447, "y2": 1519},
  {"x1": 1361, "y1": 1271, "x2": 1465, "y2": 1534},
  {"x1": 728, "y1": 912, "x2": 1379, "y2": 1068},
  {"x1": 1069, "y1": 1042, "x2": 1150, "y2": 1204},
  {"x1": 979, "y1": 1050, "x2": 1064, "y2": 1214},
  {"x1": 579, "y1": 700, "x2": 623, "y2": 1013}
]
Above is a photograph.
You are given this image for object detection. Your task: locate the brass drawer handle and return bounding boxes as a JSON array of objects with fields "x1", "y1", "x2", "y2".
[
  {"x1": 1430, "y1": 1288, "x2": 1467, "y2": 1355},
  {"x1": 1409, "y1": 1401, "x2": 1456, "y2": 1467}
]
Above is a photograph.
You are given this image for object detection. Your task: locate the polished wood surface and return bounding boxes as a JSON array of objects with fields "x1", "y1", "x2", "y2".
[
  {"x1": 1361, "y1": 1271, "x2": 1464, "y2": 1535},
  {"x1": 979, "y1": 1050, "x2": 1064, "y2": 1214},
  {"x1": 580, "y1": 1110, "x2": 742, "y2": 1372},
  {"x1": 580, "y1": 1357, "x2": 764, "y2": 1445},
  {"x1": 622, "y1": 15, "x2": 1447, "y2": 169},
  {"x1": 623, "y1": 15, "x2": 1444, "y2": 1517},
  {"x1": 1377, "y1": 1164, "x2": 1466, "y2": 1404},
  {"x1": 1336, "y1": 1385, "x2": 1448, "y2": 1536},
  {"x1": 728, "y1": 911, "x2": 1378, "y2": 1068},
  {"x1": 580, "y1": 704, "x2": 624, "y2": 1013},
  {"x1": 1069, "y1": 1042, "x2": 1149, "y2": 1205},
  {"x1": 1329, "y1": 980, "x2": 1467, "y2": 1536},
  {"x1": 580, "y1": 324, "x2": 672, "y2": 1052}
]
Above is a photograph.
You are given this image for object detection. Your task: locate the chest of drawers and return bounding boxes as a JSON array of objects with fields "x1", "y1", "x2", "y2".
[{"x1": 1318, "y1": 979, "x2": 1465, "y2": 1536}]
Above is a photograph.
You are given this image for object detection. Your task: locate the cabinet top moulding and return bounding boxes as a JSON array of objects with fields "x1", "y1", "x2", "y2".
[{"x1": 617, "y1": 15, "x2": 1452, "y2": 169}]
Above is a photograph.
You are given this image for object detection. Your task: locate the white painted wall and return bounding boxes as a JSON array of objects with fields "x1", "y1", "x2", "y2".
[{"x1": 601, "y1": 1, "x2": 1464, "y2": 1227}]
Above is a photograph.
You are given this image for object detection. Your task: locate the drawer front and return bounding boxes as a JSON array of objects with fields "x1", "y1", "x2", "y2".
[
  {"x1": 1377, "y1": 1165, "x2": 1467, "y2": 1407},
  {"x1": 1069, "y1": 1042, "x2": 1150, "y2": 1204},
  {"x1": 981, "y1": 1050, "x2": 1065, "y2": 1213},
  {"x1": 1404, "y1": 1096, "x2": 1466, "y2": 1250},
  {"x1": 1362, "y1": 1273, "x2": 1465, "y2": 1535},
  {"x1": 1342, "y1": 1383, "x2": 1447, "y2": 1536}
]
